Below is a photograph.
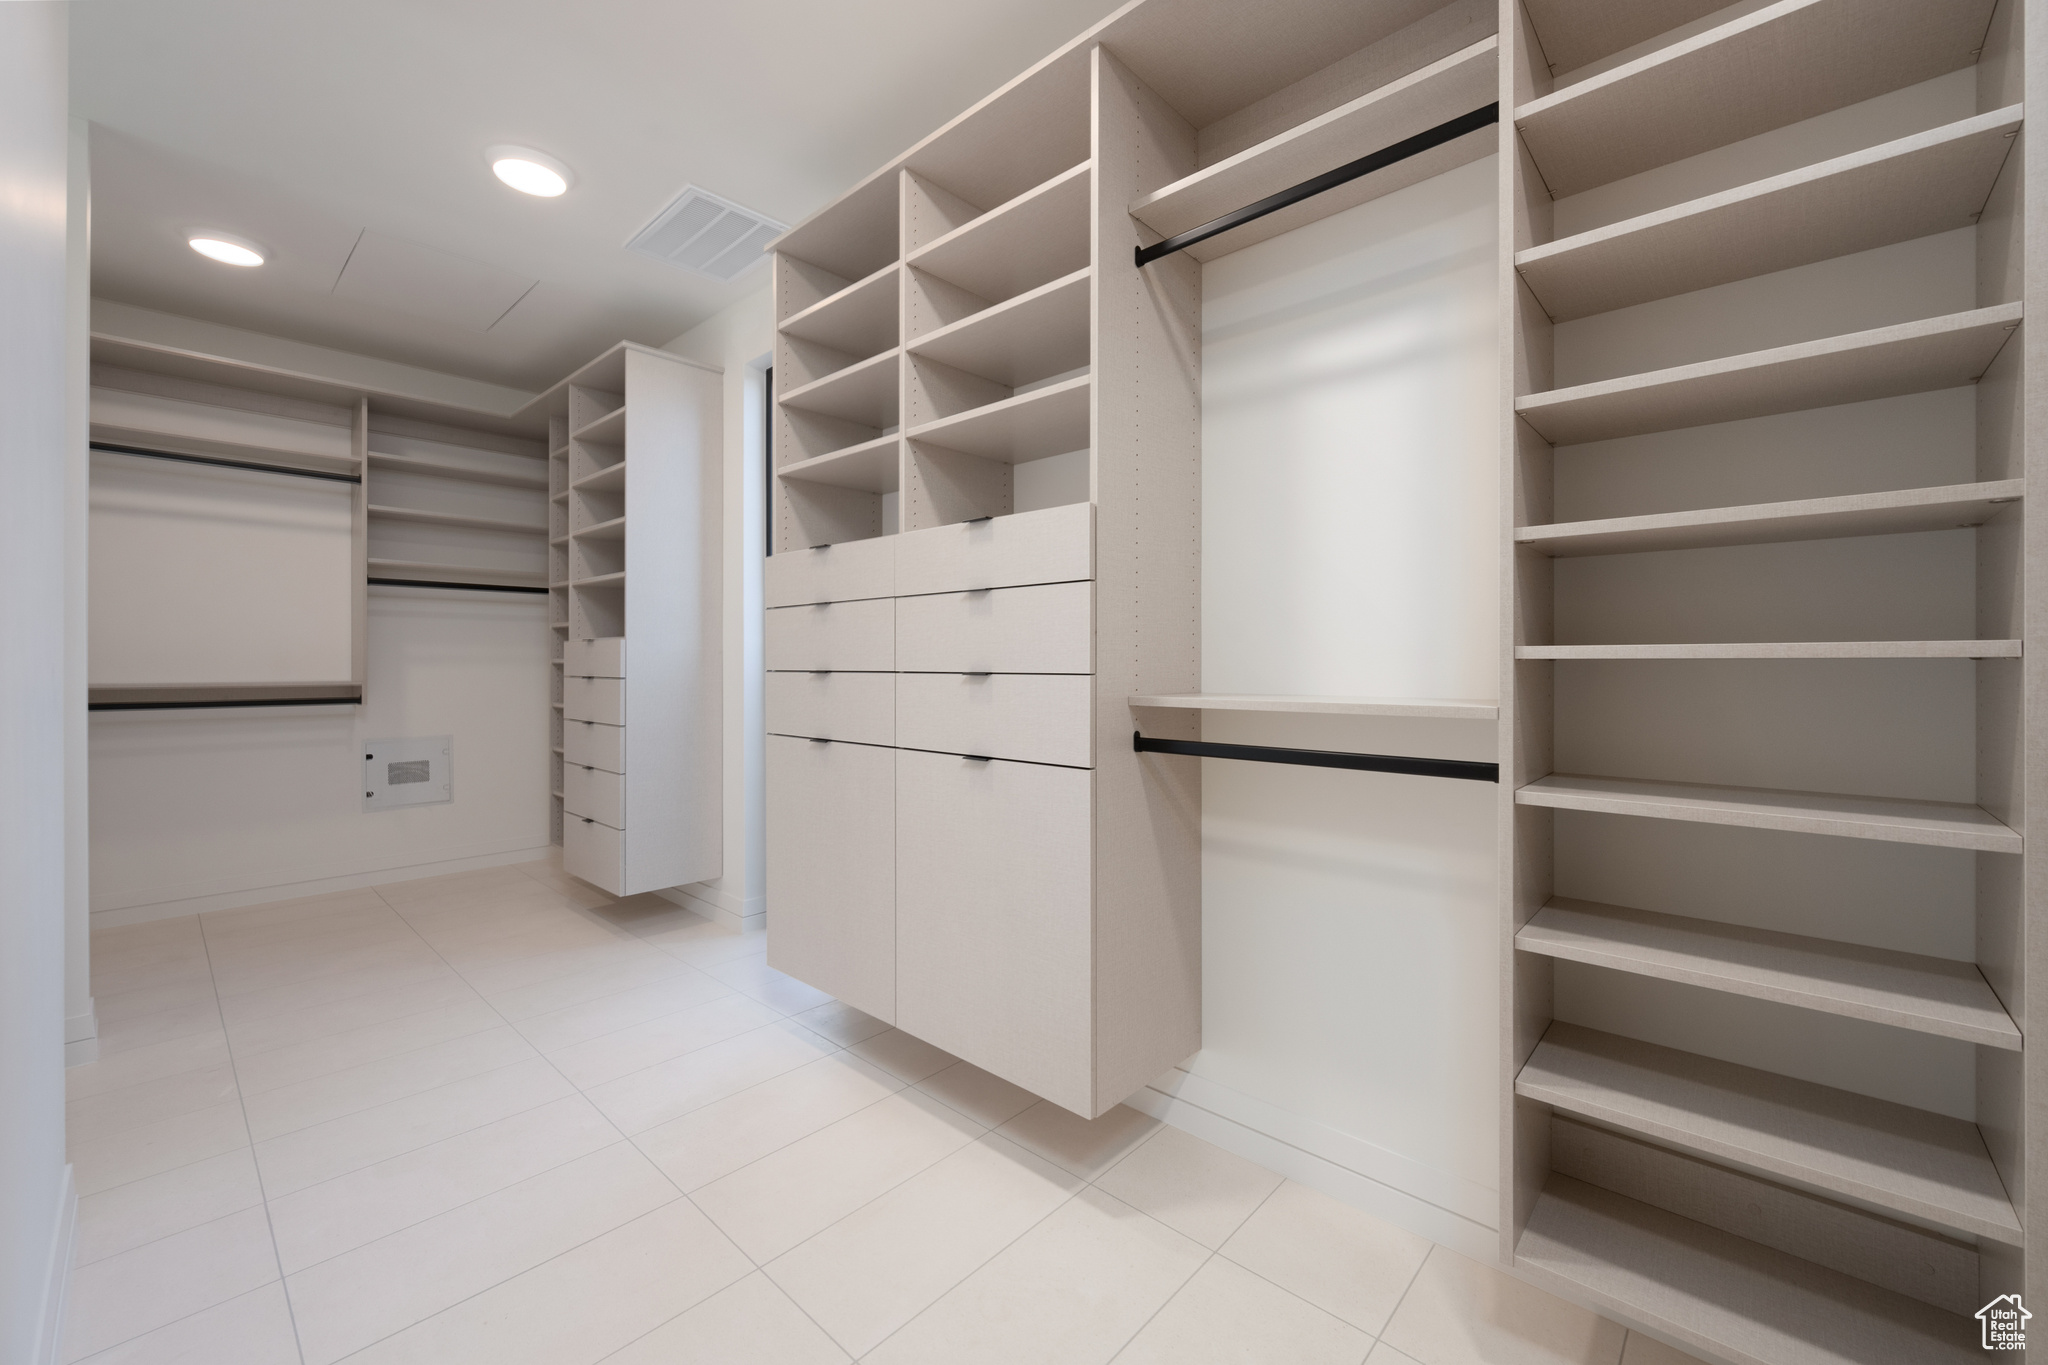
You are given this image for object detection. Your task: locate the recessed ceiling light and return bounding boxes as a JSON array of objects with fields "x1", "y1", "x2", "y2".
[
  {"x1": 486, "y1": 145, "x2": 571, "y2": 197},
  {"x1": 187, "y1": 232, "x2": 265, "y2": 267}
]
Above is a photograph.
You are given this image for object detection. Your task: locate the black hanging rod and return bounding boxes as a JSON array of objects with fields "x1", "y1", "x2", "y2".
[
  {"x1": 91, "y1": 441, "x2": 361, "y2": 484},
  {"x1": 1134, "y1": 731, "x2": 1498, "y2": 783},
  {"x1": 1135, "y1": 103, "x2": 1501, "y2": 268},
  {"x1": 368, "y1": 577, "x2": 550, "y2": 595},
  {"x1": 90, "y1": 696, "x2": 360, "y2": 712}
]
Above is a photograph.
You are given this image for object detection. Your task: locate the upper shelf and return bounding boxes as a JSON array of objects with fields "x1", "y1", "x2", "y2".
[
  {"x1": 778, "y1": 434, "x2": 901, "y2": 495},
  {"x1": 905, "y1": 374, "x2": 1090, "y2": 463},
  {"x1": 909, "y1": 268, "x2": 1090, "y2": 387},
  {"x1": 571, "y1": 406, "x2": 626, "y2": 445},
  {"x1": 908, "y1": 162, "x2": 1091, "y2": 306},
  {"x1": 1130, "y1": 36, "x2": 1499, "y2": 262},
  {"x1": 1517, "y1": 107, "x2": 2024, "y2": 322},
  {"x1": 366, "y1": 451, "x2": 548, "y2": 490},
  {"x1": 1129, "y1": 693, "x2": 1498, "y2": 720},
  {"x1": 1515, "y1": 304, "x2": 2022, "y2": 445},
  {"x1": 779, "y1": 348, "x2": 901, "y2": 428},
  {"x1": 1520, "y1": 641, "x2": 2022, "y2": 660},
  {"x1": 367, "y1": 505, "x2": 546, "y2": 536},
  {"x1": 1516, "y1": 0, "x2": 1997, "y2": 198},
  {"x1": 367, "y1": 559, "x2": 547, "y2": 589},
  {"x1": 780, "y1": 262, "x2": 900, "y2": 358}
]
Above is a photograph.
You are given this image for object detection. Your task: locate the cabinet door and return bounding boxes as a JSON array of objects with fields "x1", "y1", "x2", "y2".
[
  {"x1": 894, "y1": 581, "x2": 1092, "y2": 673},
  {"x1": 766, "y1": 671, "x2": 895, "y2": 746},
  {"x1": 894, "y1": 672, "x2": 1091, "y2": 767},
  {"x1": 765, "y1": 735, "x2": 895, "y2": 1024},
  {"x1": 894, "y1": 503, "x2": 1092, "y2": 596},
  {"x1": 895, "y1": 749, "x2": 1092, "y2": 1113},
  {"x1": 764, "y1": 598, "x2": 895, "y2": 671}
]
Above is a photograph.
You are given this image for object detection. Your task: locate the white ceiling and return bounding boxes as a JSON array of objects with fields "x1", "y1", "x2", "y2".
[{"x1": 72, "y1": 0, "x2": 1128, "y2": 390}]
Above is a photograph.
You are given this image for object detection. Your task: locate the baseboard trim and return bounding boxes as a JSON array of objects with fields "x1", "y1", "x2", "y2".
[
  {"x1": 654, "y1": 883, "x2": 762, "y2": 932},
  {"x1": 34, "y1": 1164, "x2": 76, "y2": 1365},
  {"x1": 64, "y1": 1004, "x2": 98, "y2": 1067},
  {"x1": 91, "y1": 844, "x2": 556, "y2": 927}
]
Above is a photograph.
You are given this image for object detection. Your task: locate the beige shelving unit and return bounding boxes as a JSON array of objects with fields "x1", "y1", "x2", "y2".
[
  {"x1": 1498, "y1": 1, "x2": 2034, "y2": 1361},
  {"x1": 363, "y1": 413, "x2": 549, "y2": 593}
]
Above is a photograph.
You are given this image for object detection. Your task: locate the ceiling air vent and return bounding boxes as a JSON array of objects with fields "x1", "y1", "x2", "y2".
[{"x1": 626, "y1": 185, "x2": 787, "y2": 282}]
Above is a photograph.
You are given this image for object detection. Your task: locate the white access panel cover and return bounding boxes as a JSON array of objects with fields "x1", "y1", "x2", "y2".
[{"x1": 364, "y1": 736, "x2": 452, "y2": 811}]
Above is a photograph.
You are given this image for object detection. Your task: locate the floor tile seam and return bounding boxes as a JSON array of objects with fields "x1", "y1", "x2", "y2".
[
  {"x1": 1100, "y1": 1246, "x2": 1221, "y2": 1365},
  {"x1": 68, "y1": 1170, "x2": 269, "y2": 1272},
  {"x1": 295, "y1": 1186, "x2": 693, "y2": 1365},
  {"x1": 1351, "y1": 1239, "x2": 1439, "y2": 1348},
  {"x1": 420, "y1": 917, "x2": 657, "y2": 960},
  {"x1": 517, "y1": 977, "x2": 754, "y2": 1058},
  {"x1": 564, "y1": 1015, "x2": 844, "y2": 1102},
  {"x1": 64, "y1": 1074, "x2": 244, "y2": 1142},
  {"x1": 64, "y1": 1274, "x2": 291, "y2": 1365},
  {"x1": 213, "y1": 962, "x2": 467, "y2": 1017},
  {"x1": 210, "y1": 924, "x2": 449, "y2": 975},
  {"x1": 441, "y1": 944, "x2": 698, "y2": 1002},
  {"x1": 195, "y1": 911, "x2": 314, "y2": 1364},
  {"x1": 1077, "y1": 1122, "x2": 1170, "y2": 1191},
  {"x1": 202, "y1": 917, "x2": 426, "y2": 960},
  {"x1": 91, "y1": 1013, "x2": 229, "y2": 1056},
  {"x1": 231, "y1": 1014, "x2": 518, "y2": 1102},
  {"x1": 242, "y1": 1047, "x2": 555, "y2": 1145},
  {"x1": 1208, "y1": 1242, "x2": 1392, "y2": 1344},
  {"x1": 487, "y1": 960, "x2": 732, "y2": 1024},
  {"x1": 210, "y1": 954, "x2": 461, "y2": 1005},
  {"x1": 64, "y1": 1043, "x2": 236, "y2": 1108},
  {"x1": 224, "y1": 987, "x2": 497, "y2": 1064}
]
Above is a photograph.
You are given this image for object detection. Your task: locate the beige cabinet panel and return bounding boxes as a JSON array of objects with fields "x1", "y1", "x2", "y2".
[
  {"x1": 895, "y1": 581, "x2": 1092, "y2": 674},
  {"x1": 564, "y1": 637, "x2": 625, "y2": 677},
  {"x1": 563, "y1": 675, "x2": 625, "y2": 725},
  {"x1": 766, "y1": 735, "x2": 896, "y2": 1024},
  {"x1": 895, "y1": 749, "x2": 1093, "y2": 1114},
  {"x1": 764, "y1": 535, "x2": 896, "y2": 607},
  {"x1": 895, "y1": 503, "x2": 1093, "y2": 597},
  {"x1": 766, "y1": 671, "x2": 895, "y2": 746},
  {"x1": 563, "y1": 816, "x2": 624, "y2": 895},
  {"x1": 563, "y1": 719, "x2": 624, "y2": 774},
  {"x1": 562, "y1": 764, "x2": 623, "y2": 829},
  {"x1": 895, "y1": 672, "x2": 1093, "y2": 767},
  {"x1": 765, "y1": 597, "x2": 895, "y2": 671}
]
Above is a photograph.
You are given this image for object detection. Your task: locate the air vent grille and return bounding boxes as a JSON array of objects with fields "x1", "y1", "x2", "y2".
[{"x1": 626, "y1": 186, "x2": 786, "y2": 282}]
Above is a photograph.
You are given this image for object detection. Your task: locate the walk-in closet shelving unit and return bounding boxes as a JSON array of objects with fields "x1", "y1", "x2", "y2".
[
  {"x1": 534, "y1": 343, "x2": 723, "y2": 897},
  {"x1": 764, "y1": 0, "x2": 1504, "y2": 1118},
  {"x1": 1498, "y1": 0, "x2": 2037, "y2": 1360}
]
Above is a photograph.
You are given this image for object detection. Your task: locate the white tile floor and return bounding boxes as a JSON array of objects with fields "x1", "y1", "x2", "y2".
[{"x1": 66, "y1": 861, "x2": 1709, "y2": 1365}]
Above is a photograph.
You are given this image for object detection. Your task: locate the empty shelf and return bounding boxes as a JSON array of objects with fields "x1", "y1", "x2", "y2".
[
  {"x1": 1516, "y1": 304, "x2": 2021, "y2": 445},
  {"x1": 1518, "y1": 898, "x2": 2018, "y2": 1048},
  {"x1": 367, "y1": 505, "x2": 546, "y2": 535},
  {"x1": 572, "y1": 516, "x2": 626, "y2": 542},
  {"x1": 573, "y1": 572, "x2": 626, "y2": 589},
  {"x1": 1517, "y1": 480, "x2": 2023, "y2": 556},
  {"x1": 1518, "y1": 1178, "x2": 1979, "y2": 1365},
  {"x1": 907, "y1": 162, "x2": 1090, "y2": 305},
  {"x1": 1129, "y1": 693, "x2": 1498, "y2": 719},
  {"x1": 1520, "y1": 641, "x2": 2020, "y2": 660},
  {"x1": 1131, "y1": 36, "x2": 1498, "y2": 262},
  {"x1": 909, "y1": 268, "x2": 1090, "y2": 387},
  {"x1": 571, "y1": 463, "x2": 627, "y2": 494},
  {"x1": 367, "y1": 559, "x2": 547, "y2": 588},
  {"x1": 1517, "y1": 1022, "x2": 2020, "y2": 1242},
  {"x1": 906, "y1": 374, "x2": 1090, "y2": 462},
  {"x1": 367, "y1": 451, "x2": 548, "y2": 489},
  {"x1": 1519, "y1": 108, "x2": 2024, "y2": 321},
  {"x1": 1516, "y1": 0, "x2": 1995, "y2": 197},
  {"x1": 778, "y1": 434, "x2": 900, "y2": 493},
  {"x1": 1516, "y1": 774, "x2": 2021, "y2": 852},
  {"x1": 779, "y1": 262, "x2": 900, "y2": 357},
  {"x1": 779, "y1": 347, "x2": 900, "y2": 427},
  {"x1": 571, "y1": 406, "x2": 626, "y2": 445}
]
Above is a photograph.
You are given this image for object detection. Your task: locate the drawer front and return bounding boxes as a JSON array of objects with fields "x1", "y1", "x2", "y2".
[
  {"x1": 562, "y1": 764, "x2": 624, "y2": 829},
  {"x1": 765, "y1": 597, "x2": 894, "y2": 672},
  {"x1": 766, "y1": 735, "x2": 895, "y2": 1023},
  {"x1": 766, "y1": 671, "x2": 895, "y2": 746},
  {"x1": 895, "y1": 502, "x2": 1092, "y2": 597},
  {"x1": 895, "y1": 581, "x2": 1091, "y2": 674},
  {"x1": 563, "y1": 816, "x2": 624, "y2": 896},
  {"x1": 895, "y1": 749, "x2": 1092, "y2": 1113},
  {"x1": 563, "y1": 676, "x2": 625, "y2": 725},
  {"x1": 895, "y1": 672, "x2": 1092, "y2": 767},
  {"x1": 764, "y1": 534, "x2": 895, "y2": 607},
  {"x1": 563, "y1": 719, "x2": 624, "y2": 773},
  {"x1": 565, "y1": 637, "x2": 625, "y2": 677}
]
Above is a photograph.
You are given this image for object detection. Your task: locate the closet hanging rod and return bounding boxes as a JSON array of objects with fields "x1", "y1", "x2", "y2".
[
  {"x1": 89, "y1": 696, "x2": 360, "y2": 712},
  {"x1": 1134, "y1": 103, "x2": 1501, "y2": 268},
  {"x1": 90, "y1": 441, "x2": 361, "y2": 484},
  {"x1": 1133, "y1": 731, "x2": 1498, "y2": 782},
  {"x1": 367, "y1": 577, "x2": 551, "y2": 595}
]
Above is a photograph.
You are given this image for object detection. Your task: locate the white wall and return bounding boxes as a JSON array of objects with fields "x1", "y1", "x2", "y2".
[
  {"x1": 66, "y1": 117, "x2": 96, "y2": 1067},
  {"x1": 1, "y1": 8, "x2": 78, "y2": 1361},
  {"x1": 1134, "y1": 157, "x2": 1503, "y2": 1258}
]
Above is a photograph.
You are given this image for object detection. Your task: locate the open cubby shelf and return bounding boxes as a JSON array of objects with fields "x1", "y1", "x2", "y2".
[
  {"x1": 366, "y1": 451, "x2": 548, "y2": 489},
  {"x1": 907, "y1": 268, "x2": 1090, "y2": 388},
  {"x1": 1520, "y1": 641, "x2": 2022, "y2": 660},
  {"x1": 779, "y1": 261, "x2": 900, "y2": 357},
  {"x1": 905, "y1": 162, "x2": 1091, "y2": 305},
  {"x1": 903, "y1": 375, "x2": 1090, "y2": 464},
  {"x1": 1516, "y1": 480, "x2": 2023, "y2": 556}
]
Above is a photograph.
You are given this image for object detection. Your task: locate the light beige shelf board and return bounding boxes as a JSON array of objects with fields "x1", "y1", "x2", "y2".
[
  {"x1": 778, "y1": 434, "x2": 901, "y2": 494},
  {"x1": 570, "y1": 462, "x2": 626, "y2": 494},
  {"x1": 1131, "y1": 36, "x2": 1498, "y2": 262},
  {"x1": 1128, "y1": 693, "x2": 1498, "y2": 719},
  {"x1": 1517, "y1": 1022, "x2": 2020, "y2": 1242},
  {"x1": 905, "y1": 374, "x2": 1090, "y2": 463},
  {"x1": 366, "y1": 505, "x2": 546, "y2": 535},
  {"x1": 550, "y1": 535, "x2": 568, "y2": 547},
  {"x1": 1515, "y1": 304, "x2": 2022, "y2": 445},
  {"x1": 1520, "y1": 0, "x2": 1729, "y2": 77},
  {"x1": 1517, "y1": 1178, "x2": 1979, "y2": 1365},
  {"x1": 551, "y1": 492, "x2": 568, "y2": 504},
  {"x1": 1519, "y1": 898, "x2": 2019, "y2": 1048},
  {"x1": 572, "y1": 572, "x2": 626, "y2": 589},
  {"x1": 1519, "y1": 108, "x2": 2023, "y2": 322},
  {"x1": 1521, "y1": 641, "x2": 2021, "y2": 660},
  {"x1": 367, "y1": 559, "x2": 547, "y2": 588},
  {"x1": 1518, "y1": 479, "x2": 2023, "y2": 556},
  {"x1": 571, "y1": 516, "x2": 626, "y2": 543},
  {"x1": 779, "y1": 262, "x2": 900, "y2": 358},
  {"x1": 908, "y1": 268, "x2": 1090, "y2": 387},
  {"x1": 906, "y1": 161, "x2": 1091, "y2": 305},
  {"x1": 779, "y1": 347, "x2": 900, "y2": 427},
  {"x1": 1515, "y1": 0, "x2": 1996, "y2": 198},
  {"x1": 1516, "y1": 774, "x2": 2022, "y2": 853},
  {"x1": 366, "y1": 451, "x2": 548, "y2": 489},
  {"x1": 571, "y1": 406, "x2": 626, "y2": 445}
]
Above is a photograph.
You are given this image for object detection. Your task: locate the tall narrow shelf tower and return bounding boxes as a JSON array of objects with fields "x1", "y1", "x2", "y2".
[{"x1": 1497, "y1": 0, "x2": 2038, "y2": 1359}]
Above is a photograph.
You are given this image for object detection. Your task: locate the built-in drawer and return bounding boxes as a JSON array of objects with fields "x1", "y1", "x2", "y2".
[
  {"x1": 765, "y1": 735, "x2": 895, "y2": 1024},
  {"x1": 764, "y1": 534, "x2": 895, "y2": 607},
  {"x1": 766, "y1": 597, "x2": 894, "y2": 672},
  {"x1": 563, "y1": 676, "x2": 625, "y2": 725},
  {"x1": 565, "y1": 637, "x2": 625, "y2": 677},
  {"x1": 895, "y1": 502, "x2": 1092, "y2": 597},
  {"x1": 895, "y1": 581, "x2": 1091, "y2": 674},
  {"x1": 766, "y1": 671, "x2": 895, "y2": 746},
  {"x1": 895, "y1": 672, "x2": 1092, "y2": 767},
  {"x1": 563, "y1": 719, "x2": 624, "y2": 773},
  {"x1": 562, "y1": 764, "x2": 623, "y2": 829},
  {"x1": 563, "y1": 816, "x2": 624, "y2": 896}
]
